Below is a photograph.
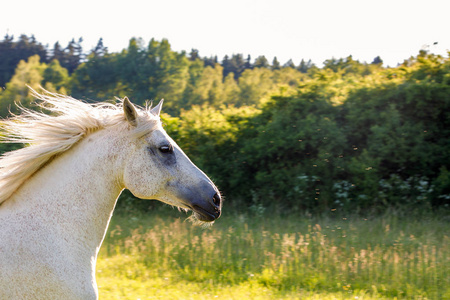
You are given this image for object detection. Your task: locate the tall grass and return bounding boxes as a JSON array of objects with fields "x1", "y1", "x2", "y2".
[{"x1": 97, "y1": 207, "x2": 449, "y2": 299}]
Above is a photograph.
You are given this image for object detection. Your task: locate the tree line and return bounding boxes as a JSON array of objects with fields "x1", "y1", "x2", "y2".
[
  {"x1": 0, "y1": 34, "x2": 448, "y2": 212},
  {"x1": 0, "y1": 34, "x2": 317, "y2": 88}
]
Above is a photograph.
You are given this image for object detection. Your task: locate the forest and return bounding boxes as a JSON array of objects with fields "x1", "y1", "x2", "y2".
[{"x1": 0, "y1": 34, "x2": 449, "y2": 213}]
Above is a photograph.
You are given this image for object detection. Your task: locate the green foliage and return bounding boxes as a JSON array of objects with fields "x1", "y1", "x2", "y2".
[
  {"x1": 236, "y1": 93, "x2": 346, "y2": 210},
  {"x1": 0, "y1": 35, "x2": 85, "y2": 88},
  {"x1": 0, "y1": 34, "x2": 48, "y2": 87},
  {"x1": 0, "y1": 34, "x2": 448, "y2": 211},
  {"x1": 432, "y1": 166, "x2": 450, "y2": 207},
  {"x1": 182, "y1": 64, "x2": 238, "y2": 108},
  {"x1": 43, "y1": 59, "x2": 69, "y2": 91},
  {"x1": 338, "y1": 53, "x2": 450, "y2": 209},
  {"x1": 51, "y1": 38, "x2": 84, "y2": 74},
  {"x1": 238, "y1": 68, "x2": 276, "y2": 106},
  {"x1": 173, "y1": 105, "x2": 260, "y2": 194},
  {"x1": 323, "y1": 55, "x2": 380, "y2": 76},
  {"x1": 0, "y1": 55, "x2": 46, "y2": 117},
  {"x1": 167, "y1": 52, "x2": 449, "y2": 211},
  {"x1": 0, "y1": 55, "x2": 71, "y2": 117}
]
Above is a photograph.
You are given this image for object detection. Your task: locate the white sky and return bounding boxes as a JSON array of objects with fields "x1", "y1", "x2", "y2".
[{"x1": 2, "y1": 0, "x2": 449, "y2": 67}]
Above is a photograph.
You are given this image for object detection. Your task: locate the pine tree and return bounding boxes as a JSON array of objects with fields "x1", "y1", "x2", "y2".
[
  {"x1": 189, "y1": 49, "x2": 199, "y2": 61},
  {"x1": 228, "y1": 54, "x2": 246, "y2": 79},
  {"x1": 272, "y1": 57, "x2": 281, "y2": 70},
  {"x1": 64, "y1": 38, "x2": 83, "y2": 73},
  {"x1": 254, "y1": 56, "x2": 269, "y2": 68},
  {"x1": 283, "y1": 59, "x2": 295, "y2": 68},
  {"x1": 203, "y1": 56, "x2": 218, "y2": 68},
  {"x1": 245, "y1": 55, "x2": 253, "y2": 70},
  {"x1": 0, "y1": 34, "x2": 15, "y2": 86},
  {"x1": 297, "y1": 59, "x2": 308, "y2": 73},
  {"x1": 50, "y1": 38, "x2": 83, "y2": 74},
  {"x1": 371, "y1": 56, "x2": 383, "y2": 65},
  {"x1": 222, "y1": 55, "x2": 230, "y2": 77},
  {"x1": 51, "y1": 42, "x2": 64, "y2": 62},
  {"x1": 91, "y1": 38, "x2": 108, "y2": 57}
]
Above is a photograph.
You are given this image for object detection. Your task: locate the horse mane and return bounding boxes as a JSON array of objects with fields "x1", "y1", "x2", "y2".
[{"x1": 0, "y1": 89, "x2": 159, "y2": 204}]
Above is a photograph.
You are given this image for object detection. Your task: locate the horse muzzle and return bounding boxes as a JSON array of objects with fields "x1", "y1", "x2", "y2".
[
  {"x1": 167, "y1": 180, "x2": 222, "y2": 222},
  {"x1": 191, "y1": 192, "x2": 222, "y2": 222}
]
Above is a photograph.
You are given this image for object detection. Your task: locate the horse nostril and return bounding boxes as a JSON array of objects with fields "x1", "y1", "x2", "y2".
[{"x1": 212, "y1": 193, "x2": 221, "y2": 207}]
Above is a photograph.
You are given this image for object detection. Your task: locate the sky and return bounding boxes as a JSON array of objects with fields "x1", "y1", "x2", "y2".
[{"x1": 2, "y1": 0, "x2": 449, "y2": 67}]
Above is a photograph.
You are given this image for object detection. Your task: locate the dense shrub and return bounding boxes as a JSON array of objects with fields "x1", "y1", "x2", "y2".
[
  {"x1": 1, "y1": 40, "x2": 448, "y2": 212},
  {"x1": 168, "y1": 53, "x2": 450, "y2": 212}
]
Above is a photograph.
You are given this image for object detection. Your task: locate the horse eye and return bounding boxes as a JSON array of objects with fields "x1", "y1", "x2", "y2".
[{"x1": 159, "y1": 145, "x2": 173, "y2": 154}]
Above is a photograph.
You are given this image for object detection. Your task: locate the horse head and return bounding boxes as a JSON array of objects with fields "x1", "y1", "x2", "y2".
[{"x1": 121, "y1": 98, "x2": 222, "y2": 223}]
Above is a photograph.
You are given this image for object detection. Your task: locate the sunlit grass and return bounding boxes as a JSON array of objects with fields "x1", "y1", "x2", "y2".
[{"x1": 97, "y1": 207, "x2": 449, "y2": 299}]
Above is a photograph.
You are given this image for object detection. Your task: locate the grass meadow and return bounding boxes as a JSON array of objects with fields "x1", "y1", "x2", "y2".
[{"x1": 96, "y1": 206, "x2": 449, "y2": 299}]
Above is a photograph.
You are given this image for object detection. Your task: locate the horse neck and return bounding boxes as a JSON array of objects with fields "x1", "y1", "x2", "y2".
[{"x1": 9, "y1": 128, "x2": 126, "y2": 253}]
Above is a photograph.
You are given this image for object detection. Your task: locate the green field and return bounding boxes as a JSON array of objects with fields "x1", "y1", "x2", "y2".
[{"x1": 97, "y1": 207, "x2": 449, "y2": 299}]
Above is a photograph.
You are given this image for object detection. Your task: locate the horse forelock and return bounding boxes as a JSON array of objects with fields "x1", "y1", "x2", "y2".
[{"x1": 0, "y1": 88, "x2": 159, "y2": 204}]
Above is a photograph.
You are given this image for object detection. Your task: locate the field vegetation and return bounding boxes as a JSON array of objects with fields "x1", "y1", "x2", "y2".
[{"x1": 96, "y1": 205, "x2": 449, "y2": 299}]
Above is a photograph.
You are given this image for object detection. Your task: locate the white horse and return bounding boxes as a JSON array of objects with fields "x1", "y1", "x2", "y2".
[{"x1": 0, "y1": 90, "x2": 222, "y2": 299}]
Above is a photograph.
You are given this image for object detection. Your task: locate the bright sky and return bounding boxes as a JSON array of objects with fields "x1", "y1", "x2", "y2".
[{"x1": 2, "y1": 0, "x2": 449, "y2": 67}]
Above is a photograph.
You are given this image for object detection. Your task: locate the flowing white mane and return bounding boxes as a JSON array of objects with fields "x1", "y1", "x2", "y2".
[{"x1": 0, "y1": 89, "x2": 159, "y2": 204}]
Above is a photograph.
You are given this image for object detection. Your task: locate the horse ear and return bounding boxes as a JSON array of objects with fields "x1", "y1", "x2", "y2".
[
  {"x1": 150, "y1": 99, "x2": 164, "y2": 116},
  {"x1": 123, "y1": 97, "x2": 138, "y2": 126}
]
